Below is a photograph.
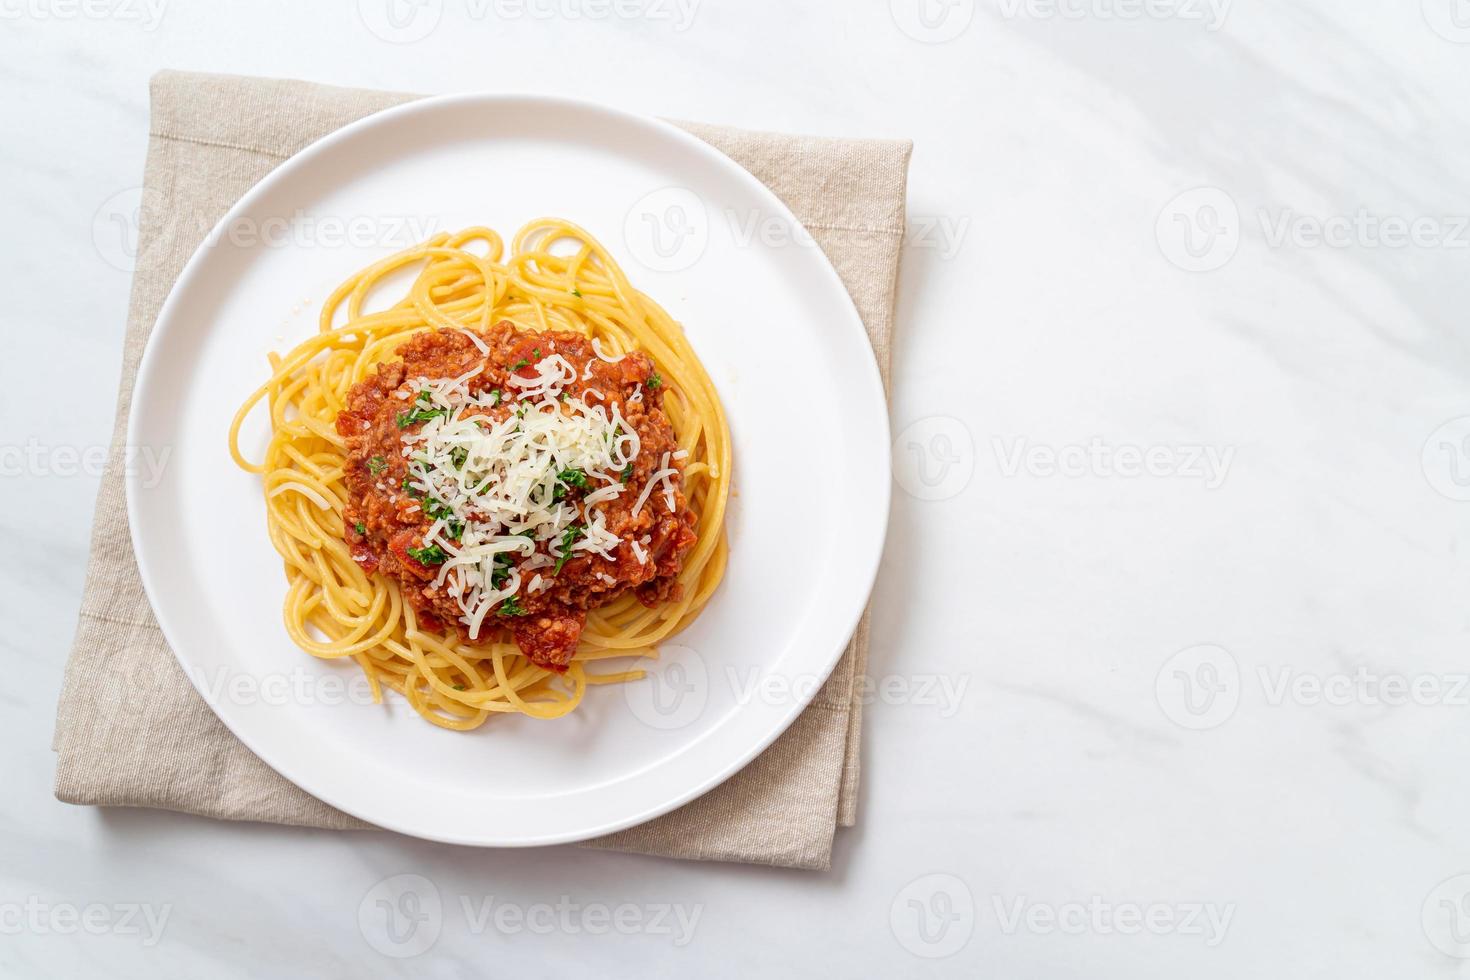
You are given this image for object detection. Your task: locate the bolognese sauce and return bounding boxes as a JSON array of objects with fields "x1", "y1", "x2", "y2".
[{"x1": 334, "y1": 321, "x2": 698, "y2": 671}]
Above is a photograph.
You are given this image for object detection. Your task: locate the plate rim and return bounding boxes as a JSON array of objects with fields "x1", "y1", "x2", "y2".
[{"x1": 125, "y1": 91, "x2": 892, "y2": 846}]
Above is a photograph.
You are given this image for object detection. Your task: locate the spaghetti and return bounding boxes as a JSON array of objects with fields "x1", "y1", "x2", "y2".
[{"x1": 228, "y1": 219, "x2": 730, "y2": 730}]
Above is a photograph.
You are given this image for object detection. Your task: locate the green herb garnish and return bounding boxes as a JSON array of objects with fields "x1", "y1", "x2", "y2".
[
  {"x1": 647, "y1": 372, "x2": 662, "y2": 389},
  {"x1": 571, "y1": 288, "x2": 582, "y2": 298},
  {"x1": 620, "y1": 462, "x2": 635, "y2": 483},
  {"x1": 397, "y1": 405, "x2": 447, "y2": 428},
  {"x1": 449, "y1": 446, "x2": 468, "y2": 470},
  {"x1": 552, "y1": 467, "x2": 588, "y2": 501},
  {"x1": 497, "y1": 596, "x2": 527, "y2": 617},
  {"x1": 367, "y1": 456, "x2": 386, "y2": 475},
  {"x1": 354, "y1": 521, "x2": 366, "y2": 535},
  {"x1": 419, "y1": 498, "x2": 461, "y2": 540},
  {"x1": 490, "y1": 553, "x2": 513, "y2": 589},
  {"x1": 509, "y1": 358, "x2": 528, "y2": 371},
  {"x1": 406, "y1": 544, "x2": 447, "y2": 565},
  {"x1": 552, "y1": 524, "x2": 585, "y2": 575}
]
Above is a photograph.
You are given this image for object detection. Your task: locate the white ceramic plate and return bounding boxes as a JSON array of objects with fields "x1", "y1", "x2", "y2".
[{"x1": 127, "y1": 94, "x2": 889, "y2": 846}]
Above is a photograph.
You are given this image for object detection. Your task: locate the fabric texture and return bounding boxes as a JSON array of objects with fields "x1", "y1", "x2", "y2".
[{"x1": 52, "y1": 71, "x2": 910, "y2": 871}]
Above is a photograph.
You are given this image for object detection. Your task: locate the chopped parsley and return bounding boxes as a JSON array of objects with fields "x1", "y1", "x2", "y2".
[
  {"x1": 497, "y1": 596, "x2": 527, "y2": 617},
  {"x1": 553, "y1": 524, "x2": 585, "y2": 575},
  {"x1": 453, "y1": 684, "x2": 466, "y2": 691},
  {"x1": 354, "y1": 521, "x2": 366, "y2": 535},
  {"x1": 553, "y1": 467, "x2": 588, "y2": 501},
  {"x1": 490, "y1": 553, "x2": 513, "y2": 589},
  {"x1": 449, "y1": 446, "x2": 468, "y2": 470},
  {"x1": 397, "y1": 405, "x2": 447, "y2": 428},
  {"x1": 406, "y1": 544, "x2": 447, "y2": 565},
  {"x1": 489, "y1": 389, "x2": 502, "y2": 406},
  {"x1": 509, "y1": 349, "x2": 542, "y2": 372},
  {"x1": 620, "y1": 462, "x2": 635, "y2": 483},
  {"x1": 571, "y1": 288, "x2": 582, "y2": 298},
  {"x1": 396, "y1": 391, "x2": 449, "y2": 426},
  {"x1": 418, "y1": 496, "x2": 463, "y2": 540},
  {"x1": 401, "y1": 481, "x2": 461, "y2": 538},
  {"x1": 367, "y1": 456, "x2": 387, "y2": 475},
  {"x1": 647, "y1": 372, "x2": 663, "y2": 390}
]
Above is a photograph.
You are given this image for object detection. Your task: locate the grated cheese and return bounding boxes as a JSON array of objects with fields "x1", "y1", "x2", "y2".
[
  {"x1": 456, "y1": 329, "x2": 490, "y2": 355},
  {"x1": 397, "y1": 367, "x2": 644, "y2": 638},
  {"x1": 632, "y1": 451, "x2": 679, "y2": 518},
  {"x1": 590, "y1": 337, "x2": 625, "y2": 363}
]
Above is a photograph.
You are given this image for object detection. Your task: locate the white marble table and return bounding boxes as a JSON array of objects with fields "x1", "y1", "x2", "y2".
[{"x1": 6, "y1": 1, "x2": 1470, "y2": 975}]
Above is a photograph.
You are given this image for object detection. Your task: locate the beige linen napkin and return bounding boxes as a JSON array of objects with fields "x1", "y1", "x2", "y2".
[{"x1": 53, "y1": 71, "x2": 909, "y2": 872}]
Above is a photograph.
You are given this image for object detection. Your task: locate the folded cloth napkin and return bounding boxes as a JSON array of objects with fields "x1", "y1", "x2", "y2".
[{"x1": 52, "y1": 71, "x2": 910, "y2": 872}]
